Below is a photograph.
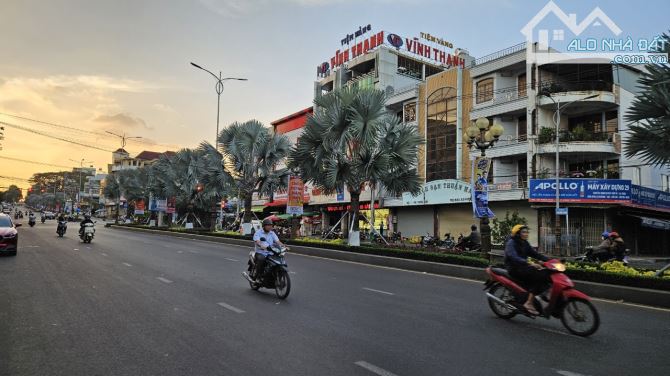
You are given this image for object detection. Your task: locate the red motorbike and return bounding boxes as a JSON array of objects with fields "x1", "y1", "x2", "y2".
[{"x1": 483, "y1": 259, "x2": 600, "y2": 336}]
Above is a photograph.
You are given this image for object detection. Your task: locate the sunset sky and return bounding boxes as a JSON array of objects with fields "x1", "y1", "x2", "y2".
[{"x1": 1, "y1": 0, "x2": 667, "y2": 190}]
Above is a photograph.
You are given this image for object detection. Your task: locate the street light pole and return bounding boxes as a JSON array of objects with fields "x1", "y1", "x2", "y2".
[
  {"x1": 542, "y1": 93, "x2": 598, "y2": 255},
  {"x1": 465, "y1": 117, "x2": 505, "y2": 258},
  {"x1": 69, "y1": 158, "x2": 93, "y2": 213},
  {"x1": 190, "y1": 62, "x2": 247, "y2": 148}
]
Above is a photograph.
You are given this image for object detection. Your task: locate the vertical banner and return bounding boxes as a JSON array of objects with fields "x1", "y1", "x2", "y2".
[
  {"x1": 336, "y1": 184, "x2": 345, "y2": 202},
  {"x1": 287, "y1": 175, "x2": 305, "y2": 215},
  {"x1": 166, "y1": 197, "x2": 176, "y2": 214},
  {"x1": 471, "y1": 157, "x2": 494, "y2": 218},
  {"x1": 134, "y1": 199, "x2": 146, "y2": 215}
]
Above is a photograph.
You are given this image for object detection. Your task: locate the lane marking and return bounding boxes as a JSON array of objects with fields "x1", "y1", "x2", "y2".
[
  {"x1": 156, "y1": 277, "x2": 173, "y2": 284},
  {"x1": 555, "y1": 370, "x2": 590, "y2": 376},
  {"x1": 591, "y1": 298, "x2": 670, "y2": 313},
  {"x1": 73, "y1": 248, "x2": 79, "y2": 251},
  {"x1": 101, "y1": 253, "x2": 108, "y2": 257},
  {"x1": 355, "y1": 361, "x2": 399, "y2": 376},
  {"x1": 363, "y1": 287, "x2": 395, "y2": 296},
  {"x1": 25, "y1": 245, "x2": 40, "y2": 248},
  {"x1": 217, "y1": 302, "x2": 245, "y2": 314},
  {"x1": 122, "y1": 262, "x2": 132, "y2": 267},
  {"x1": 177, "y1": 251, "x2": 184, "y2": 254},
  {"x1": 86, "y1": 247, "x2": 91, "y2": 249},
  {"x1": 224, "y1": 257, "x2": 239, "y2": 262}
]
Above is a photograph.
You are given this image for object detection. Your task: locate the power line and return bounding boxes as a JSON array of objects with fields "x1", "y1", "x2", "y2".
[
  {"x1": 0, "y1": 155, "x2": 74, "y2": 169},
  {"x1": 0, "y1": 121, "x2": 114, "y2": 152}
]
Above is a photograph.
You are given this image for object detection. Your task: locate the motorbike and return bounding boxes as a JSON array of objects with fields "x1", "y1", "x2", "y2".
[
  {"x1": 483, "y1": 259, "x2": 600, "y2": 337},
  {"x1": 576, "y1": 246, "x2": 614, "y2": 263},
  {"x1": 41, "y1": 216, "x2": 46, "y2": 224},
  {"x1": 420, "y1": 233, "x2": 437, "y2": 247},
  {"x1": 57, "y1": 220, "x2": 67, "y2": 237},
  {"x1": 242, "y1": 238, "x2": 291, "y2": 299},
  {"x1": 28, "y1": 216, "x2": 36, "y2": 227},
  {"x1": 80, "y1": 222, "x2": 95, "y2": 243}
]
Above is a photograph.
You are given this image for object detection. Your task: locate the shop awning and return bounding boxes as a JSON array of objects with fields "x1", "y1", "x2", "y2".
[{"x1": 264, "y1": 199, "x2": 287, "y2": 207}]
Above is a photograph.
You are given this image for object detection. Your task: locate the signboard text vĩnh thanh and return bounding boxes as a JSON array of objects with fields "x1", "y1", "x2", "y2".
[{"x1": 320, "y1": 27, "x2": 465, "y2": 77}]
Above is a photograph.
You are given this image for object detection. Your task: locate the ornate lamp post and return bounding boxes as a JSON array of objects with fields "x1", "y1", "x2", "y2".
[{"x1": 465, "y1": 117, "x2": 504, "y2": 257}]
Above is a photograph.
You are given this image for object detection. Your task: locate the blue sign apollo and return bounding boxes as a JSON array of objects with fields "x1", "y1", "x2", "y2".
[{"x1": 528, "y1": 179, "x2": 632, "y2": 203}]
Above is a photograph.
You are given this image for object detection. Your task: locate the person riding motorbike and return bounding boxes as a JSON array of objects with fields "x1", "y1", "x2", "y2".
[
  {"x1": 57, "y1": 212, "x2": 67, "y2": 234},
  {"x1": 79, "y1": 214, "x2": 94, "y2": 236},
  {"x1": 504, "y1": 224, "x2": 550, "y2": 315},
  {"x1": 609, "y1": 231, "x2": 626, "y2": 262},
  {"x1": 459, "y1": 224, "x2": 481, "y2": 250},
  {"x1": 251, "y1": 219, "x2": 287, "y2": 280}
]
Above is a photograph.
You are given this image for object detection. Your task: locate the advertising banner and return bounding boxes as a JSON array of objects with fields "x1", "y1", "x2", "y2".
[
  {"x1": 629, "y1": 185, "x2": 670, "y2": 212},
  {"x1": 472, "y1": 157, "x2": 494, "y2": 218},
  {"x1": 529, "y1": 179, "x2": 632, "y2": 203},
  {"x1": 166, "y1": 197, "x2": 176, "y2": 214},
  {"x1": 134, "y1": 199, "x2": 145, "y2": 215},
  {"x1": 287, "y1": 176, "x2": 304, "y2": 215},
  {"x1": 401, "y1": 179, "x2": 471, "y2": 206},
  {"x1": 157, "y1": 199, "x2": 167, "y2": 212},
  {"x1": 148, "y1": 197, "x2": 158, "y2": 211}
]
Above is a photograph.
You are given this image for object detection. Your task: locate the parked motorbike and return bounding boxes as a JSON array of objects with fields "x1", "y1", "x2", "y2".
[
  {"x1": 57, "y1": 221, "x2": 67, "y2": 237},
  {"x1": 483, "y1": 259, "x2": 600, "y2": 337},
  {"x1": 80, "y1": 222, "x2": 95, "y2": 243},
  {"x1": 242, "y1": 238, "x2": 291, "y2": 299},
  {"x1": 420, "y1": 233, "x2": 436, "y2": 247}
]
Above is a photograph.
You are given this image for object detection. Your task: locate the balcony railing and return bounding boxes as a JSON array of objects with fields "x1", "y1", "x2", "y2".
[
  {"x1": 538, "y1": 80, "x2": 613, "y2": 95},
  {"x1": 474, "y1": 88, "x2": 528, "y2": 108},
  {"x1": 537, "y1": 129, "x2": 616, "y2": 144},
  {"x1": 492, "y1": 134, "x2": 528, "y2": 147},
  {"x1": 470, "y1": 42, "x2": 526, "y2": 67}
]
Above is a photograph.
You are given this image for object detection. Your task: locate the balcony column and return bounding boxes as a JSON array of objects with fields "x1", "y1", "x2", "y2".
[{"x1": 601, "y1": 111, "x2": 606, "y2": 132}]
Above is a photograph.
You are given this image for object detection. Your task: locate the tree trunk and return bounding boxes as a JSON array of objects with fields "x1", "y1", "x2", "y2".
[
  {"x1": 243, "y1": 195, "x2": 253, "y2": 223},
  {"x1": 350, "y1": 191, "x2": 360, "y2": 231}
]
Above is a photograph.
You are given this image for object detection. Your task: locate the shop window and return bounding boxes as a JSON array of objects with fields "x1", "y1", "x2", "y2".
[
  {"x1": 397, "y1": 55, "x2": 422, "y2": 79},
  {"x1": 517, "y1": 116, "x2": 527, "y2": 140},
  {"x1": 426, "y1": 87, "x2": 457, "y2": 181},
  {"x1": 476, "y1": 78, "x2": 493, "y2": 104}
]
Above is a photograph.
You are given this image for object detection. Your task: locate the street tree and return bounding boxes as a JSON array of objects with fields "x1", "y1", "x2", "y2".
[
  {"x1": 289, "y1": 86, "x2": 422, "y2": 243},
  {"x1": 218, "y1": 120, "x2": 290, "y2": 223},
  {"x1": 3, "y1": 185, "x2": 23, "y2": 203},
  {"x1": 625, "y1": 31, "x2": 670, "y2": 165}
]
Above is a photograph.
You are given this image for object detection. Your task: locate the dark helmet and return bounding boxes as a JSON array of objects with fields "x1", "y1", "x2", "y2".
[
  {"x1": 262, "y1": 218, "x2": 274, "y2": 226},
  {"x1": 84, "y1": 214, "x2": 91, "y2": 220},
  {"x1": 471, "y1": 224, "x2": 477, "y2": 231}
]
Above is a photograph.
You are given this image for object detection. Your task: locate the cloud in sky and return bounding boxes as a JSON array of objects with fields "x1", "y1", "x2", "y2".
[{"x1": 93, "y1": 113, "x2": 153, "y2": 131}]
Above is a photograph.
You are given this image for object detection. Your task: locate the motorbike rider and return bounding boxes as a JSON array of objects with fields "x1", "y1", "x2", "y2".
[
  {"x1": 591, "y1": 231, "x2": 613, "y2": 261},
  {"x1": 459, "y1": 224, "x2": 481, "y2": 250},
  {"x1": 609, "y1": 231, "x2": 626, "y2": 262},
  {"x1": 28, "y1": 211, "x2": 36, "y2": 222},
  {"x1": 504, "y1": 224, "x2": 550, "y2": 315},
  {"x1": 252, "y1": 218, "x2": 287, "y2": 280},
  {"x1": 79, "y1": 214, "x2": 94, "y2": 236}
]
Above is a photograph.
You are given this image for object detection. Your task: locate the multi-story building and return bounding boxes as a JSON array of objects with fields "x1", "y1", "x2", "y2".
[{"x1": 466, "y1": 42, "x2": 669, "y2": 255}]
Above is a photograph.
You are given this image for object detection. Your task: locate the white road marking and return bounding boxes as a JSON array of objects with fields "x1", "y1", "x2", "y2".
[
  {"x1": 224, "y1": 257, "x2": 239, "y2": 262},
  {"x1": 86, "y1": 247, "x2": 91, "y2": 249},
  {"x1": 101, "y1": 253, "x2": 108, "y2": 257},
  {"x1": 122, "y1": 262, "x2": 132, "y2": 267},
  {"x1": 355, "y1": 361, "x2": 399, "y2": 376},
  {"x1": 156, "y1": 277, "x2": 173, "y2": 284},
  {"x1": 73, "y1": 248, "x2": 79, "y2": 251},
  {"x1": 25, "y1": 245, "x2": 40, "y2": 248},
  {"x1": 177, "y1": 251, "x2": 184, "y2": 254},
  {"x1": 363, "y1": 287, "x2": 395, "y2": 296},
  {"x1": 555, "y1": 370, "x2": 591, "y2": 376},
  {"x1": 217, "y1": 302, "x2": 245, "y2": 314}
]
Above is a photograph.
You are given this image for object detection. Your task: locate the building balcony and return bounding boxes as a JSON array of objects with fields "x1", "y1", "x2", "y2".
[
  {"x1": 470, "y1": 42, "x2": 527, "y2": 78},
  {"x1": 536, "y1": 131, "x2": 620, "y2": 156},
  {"x1": 469, "y1": 135, "x2": 529, "y2": 159},
  {"x1": 470, "y1": 90, "x2": 527, "y2": 119},
  {"x1": 537, "y1": 81, "x2": 618, "y2": 110}
]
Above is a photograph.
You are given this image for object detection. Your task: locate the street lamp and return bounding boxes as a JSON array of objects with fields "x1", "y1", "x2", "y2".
[
  {"x1": 464, "y1": 117, "x2": 504, "y2": 257},
  {"x1": 190, "y1": 62, "x2": 248, "y2": 148},
  {"x1": 541, "y1": 93, "x2": 598, "y2": 255}
]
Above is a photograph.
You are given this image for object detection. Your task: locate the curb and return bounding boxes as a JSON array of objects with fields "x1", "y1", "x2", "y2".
[{"x1": 110, "y1": 225, "x2": 670, "y2": 309}]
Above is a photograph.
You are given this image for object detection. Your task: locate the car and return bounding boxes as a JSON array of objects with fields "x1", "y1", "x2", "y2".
[
  {"x1": 43, "y1": 211, "x2": 56, "y2": 220},
  {"x1": 0, "y1": 213, "x2": 20, "y2": 256}
]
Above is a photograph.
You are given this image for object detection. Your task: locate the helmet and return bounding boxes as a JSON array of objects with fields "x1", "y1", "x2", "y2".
[
  {"x1": 471, "y1": 224, "x2": 477, "y2": 231},
  {"x1": 609, "y1": 231, "x2": 619, "y2": 238},
  {"x1": 511, "y1": 224, "x2": 528, "y2": 236},
  {"x1": 262, "y1": 218, "x2": 274, "y2": 226},
  {"x1": 601, "y1": 231, "x2": 610, "y2": 238}
]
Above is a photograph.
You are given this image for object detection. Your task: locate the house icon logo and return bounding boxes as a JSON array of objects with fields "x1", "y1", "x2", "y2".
[{"x1": 521, "y1": 1, "x2": 622, "y2": 52}]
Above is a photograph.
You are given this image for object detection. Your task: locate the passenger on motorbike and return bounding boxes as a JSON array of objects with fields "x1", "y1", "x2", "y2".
[
  {"x1": 79, "y1": 214, "x2": 94, "y2": 236},
  {"x1": 504, "y1": 224, "x2": 550, "y2": 315},
  {"x1": 591, "y1": 231, "x2": 613, "y2": 261},
  {"x1": 252, "y1": 218, "x2": 286, "y2": 280},
  {"x1": 609, "y1": 231, "x2": 626, "y2": 262}
]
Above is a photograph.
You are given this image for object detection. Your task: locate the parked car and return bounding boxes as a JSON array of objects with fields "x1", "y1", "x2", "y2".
[
  {"x1": 0, "y1": 213, "x2": 20, "y2": 256},
  {"x1": 43, "y1": 211, "x2": 56, "y2": 220}
]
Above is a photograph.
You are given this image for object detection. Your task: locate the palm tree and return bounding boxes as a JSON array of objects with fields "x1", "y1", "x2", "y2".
[
  {"x1": 103, "y1": 169, "x2": 143, "y2": 223},
  {"x1": 624, "y1": 31, "x2": 670, "y2": 165},
  {"x1": 218, "y1": 120, "x2": 291, "y2": 223},
  {"x1": 289, "y1": 86, "x2": 422, "y2": 244}
]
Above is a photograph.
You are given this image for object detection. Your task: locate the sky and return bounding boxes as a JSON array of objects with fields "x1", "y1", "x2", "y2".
[{"x1": 0, "y1": 0, "x2": 668, "y2": 190}]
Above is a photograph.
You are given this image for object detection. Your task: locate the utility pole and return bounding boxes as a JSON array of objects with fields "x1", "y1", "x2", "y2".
[
  {"x1": 106, "y1": 131, "x2": 142, "y2": 222},
  {"x1": 70, "y1": 158, "x2": 93, "y2": 212}
]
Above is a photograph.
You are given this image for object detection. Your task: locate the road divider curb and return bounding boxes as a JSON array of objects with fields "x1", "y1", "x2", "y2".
[{"x1": 109, "y1": 225, "x2": 670, "y2": 308}]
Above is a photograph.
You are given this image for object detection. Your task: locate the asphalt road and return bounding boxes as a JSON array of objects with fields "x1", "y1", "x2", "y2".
[{"x1": 1, "y1": 219, "x2": 669, "y2": 376}]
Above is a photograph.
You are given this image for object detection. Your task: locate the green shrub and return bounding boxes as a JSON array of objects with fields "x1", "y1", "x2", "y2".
[
  {"x1": 491, "y1": 210, "x2": 528, "y2": 245},
  {"x1": 538, "y1": 127, "x2": 555, "y2": 144}
]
